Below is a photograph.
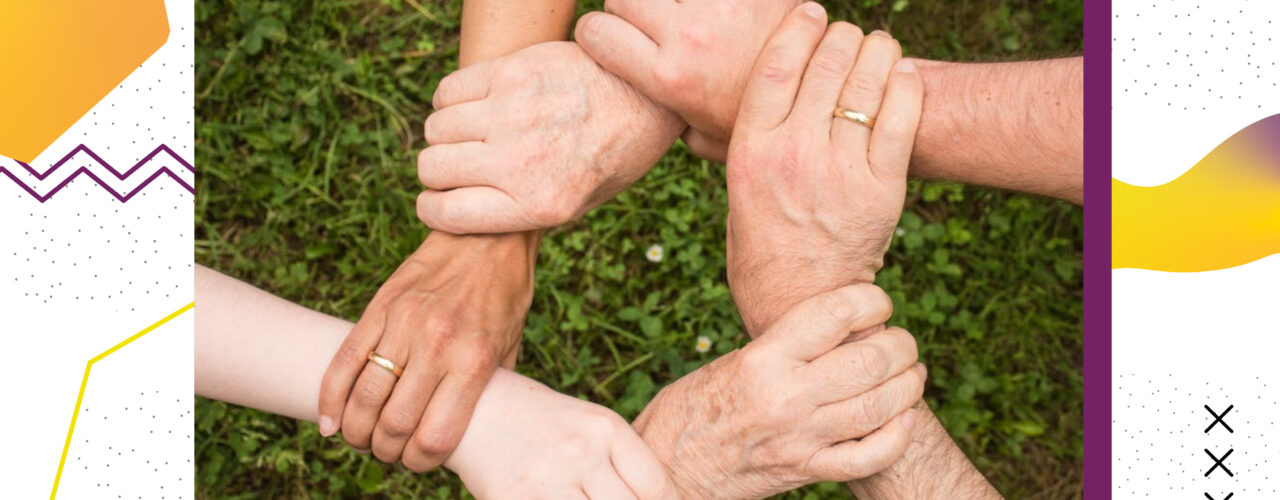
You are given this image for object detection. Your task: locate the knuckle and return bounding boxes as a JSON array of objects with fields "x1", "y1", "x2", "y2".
[
  {"x1": 852, "y1": 344, "x2": 891, "y2": 382},
  {"x1": 678, "y1": 24, "x2": 715, "y2": 50},
  {"x1": 414, "y1": 427, "x2": 458, "y2": 457},
  {"x1": 352, "y1": 379, "x2": 389, "y2": 409},
  {"x1": 855, "y1": 391, "x2": 892, "y2": 427},
  {"x1": 377, "y1": 407, "x2": 421, "y2": 438},
  {"x1": 808, "y1": 52, "x2": 850, "y2": 78},
  {"x1": 890, "y1": 328, "x2": 920, "y2": 362},
  {"x1": 652, "y1": 61, "x2": 691, "y2": 92},
  {"x1": 758, "y1": 46, "x2": 801, "y2": 83},
  {"x1": 403, "y1": 453, "x2": 442, "y2": 473},
  {"x1": 416, "y1": 149, "x2": 433, "y2": 185},
  {"x1": 422, "y1": 317, "x2": 461, "y2": 341},
  {"x1": 845, "y1": 72, "x2": 885, "y2": 98},
  {"x1": 336, "y1": 343, "x2": 367, "y2": 367},
  {"x1": 372, "y1": 446, "x2": 401, "y2": 464},
  {"x1": 458, "y1": 345, "x2": 498, "y2": 374},
  {"x1": 532, "y1": 194, "x2": 577, "y2": 227},
  {"x1": 815, "y1": 290, "x2": 854, "y2": 324},
  {"x1": 432, "y1": 75, "x2": 458, "y2": 107}
]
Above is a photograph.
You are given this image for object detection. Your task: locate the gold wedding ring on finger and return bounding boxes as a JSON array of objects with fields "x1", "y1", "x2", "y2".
[
  {"x1": 833, "y1": 107, "x2": 876, "y2": 129},
  {"x1": 367, "y1": 351, "x2": 404, "y2": 378}
]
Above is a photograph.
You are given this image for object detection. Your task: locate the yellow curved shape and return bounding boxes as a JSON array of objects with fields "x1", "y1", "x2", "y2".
[
  {"x1": 1113, "y1": 114, "x2": 1280, "y2": 272},
  {"x1": 48, "y1": 302, "x2": 193, "y2": 499},
  {"x1": 0, "y1": 0, "x2": 170, "y2": 163}
]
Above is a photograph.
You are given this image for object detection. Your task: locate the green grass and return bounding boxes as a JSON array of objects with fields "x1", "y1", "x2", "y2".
[{"x1": 193, "y1": 0, "x2": 1083, "y2": 498}]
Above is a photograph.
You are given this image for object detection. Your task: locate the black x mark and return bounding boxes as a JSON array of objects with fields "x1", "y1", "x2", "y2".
[
  {"x1": 1204, "y1": 493, "x2": 1234, "y2": 500},
  {"x1": 1205, "y1": 405, "x2": 1235, "y2": 434},
  {"x1": 1204, "y1": 448, "x2": 1234, "y2": 478}
]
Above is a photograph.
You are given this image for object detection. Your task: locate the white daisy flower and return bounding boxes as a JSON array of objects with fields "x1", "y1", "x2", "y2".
[
  {"x1": 695, "y1": 335, "x2": 712, "y2": 353},
  {"x1": 645, "y1": 244, "x2": 664, "y2": 263},
  {"x1": 895, "y1": 227, "x2": 906, "y2": 237}
]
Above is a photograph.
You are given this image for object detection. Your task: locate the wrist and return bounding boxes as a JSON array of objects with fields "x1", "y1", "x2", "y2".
[{"x1": 847, "y1": 402, "x2": 1000, "y2": 500}]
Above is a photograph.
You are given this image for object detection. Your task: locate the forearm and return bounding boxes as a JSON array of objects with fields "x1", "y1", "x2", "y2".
[
  {"x1": 848, "y1": 402, "x2": 1001, "y2": 499},
  {"x1": 908, "y1": 57, "x2": 1083, "y2": 203},
  {"x1": 460, "y1": 0, "x2": 576, "y2": 66},
  {"x1": 193, "y1": 264, "x2": 536, "y2": 474},
  {"x1": 195, "y1": 264, "x2": 349, "y2": 421}
]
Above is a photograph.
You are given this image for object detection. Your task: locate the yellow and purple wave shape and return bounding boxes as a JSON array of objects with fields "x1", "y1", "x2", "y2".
[{"x1": 1114, "y1": 114, "x2": 1280, "y2": 272}]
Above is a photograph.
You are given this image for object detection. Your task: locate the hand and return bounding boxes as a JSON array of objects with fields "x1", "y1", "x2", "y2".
[
  {"x1": 633, "y1": 284, "x2": 925, "y2": 499},
  {"x1": 318, "y1": 231, "x2": 537, "y2": 471},
  {"x1": 724, "y1": 4, "x2": 924, "y2": 335},
  {"x1": 574, "y1": 0, "x2": 802, "y2": 160},
  {"x1": 415, "y1": 41, "x2": 685, "y2": 234},
  {"x1": 447, "y1": 369, "x2": 679, "y2": 499}
]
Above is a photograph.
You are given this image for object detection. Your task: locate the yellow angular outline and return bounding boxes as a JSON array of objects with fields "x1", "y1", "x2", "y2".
[{"x1": 49, "y1": 302, "x2": 195, "y2": 499}]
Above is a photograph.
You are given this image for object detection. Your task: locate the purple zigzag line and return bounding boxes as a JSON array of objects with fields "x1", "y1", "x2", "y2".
[{"x1": 0, "y1": 144, "x2": 194, "y2": 203}]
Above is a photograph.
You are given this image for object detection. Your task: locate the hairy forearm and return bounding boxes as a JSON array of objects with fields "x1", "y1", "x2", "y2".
[
  {"x1": 849, "y1": 401, "x2": 1002, "y2": 499},
  {"x1": 908, "y1": 57, "x2": 1083, "y2": 203}
]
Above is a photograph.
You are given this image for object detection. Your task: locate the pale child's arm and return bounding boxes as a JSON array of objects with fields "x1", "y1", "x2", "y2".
[{"x1": 194, "y1": 265, "x2": 677, "y2": 498}]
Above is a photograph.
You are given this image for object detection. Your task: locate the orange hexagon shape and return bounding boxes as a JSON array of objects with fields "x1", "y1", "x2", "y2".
[{"x1": 0, "y1": 1, "x2": 169, "y2": 163}]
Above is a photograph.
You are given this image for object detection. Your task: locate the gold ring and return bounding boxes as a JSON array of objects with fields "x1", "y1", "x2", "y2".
[
  {"x1": 367, "y1": 351, "x2": 404, "y2": 378},
  {"x1": 833, "y1": 107, "x2": 876, "y2": 129}
]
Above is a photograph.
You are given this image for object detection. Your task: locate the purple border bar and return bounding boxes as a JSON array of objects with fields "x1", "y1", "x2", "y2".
[{"x1": 1083, "y1": 0, "x2": 1111, "y2": 497}]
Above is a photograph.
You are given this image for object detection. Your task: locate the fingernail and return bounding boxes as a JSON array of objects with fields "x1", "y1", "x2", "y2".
[
  {"x1": 319, "y1": 416, "x2": 336, "y2": 437},
  {"x1": 901, "y1": 409, "x2": 917, "y2": 430},
  {"x1": 896, "y1": 59, "x2": 917, "y2": 73},
  {"x1": 802, "y1": 2, "x2": 825, "y2": 19}
]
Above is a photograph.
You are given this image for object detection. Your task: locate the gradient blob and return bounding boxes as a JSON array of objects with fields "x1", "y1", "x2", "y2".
[
  {"x1": 1114, "y1": 114, "x2": 1280, "y2": 272},
  {"x1": 0, "y1": 1, "x2": 169, "y2": 163}
]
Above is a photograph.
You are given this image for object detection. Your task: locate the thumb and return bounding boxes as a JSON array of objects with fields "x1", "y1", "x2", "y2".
[{"x1": 575, "y1": 12, "x2": 661, "y2": 97}]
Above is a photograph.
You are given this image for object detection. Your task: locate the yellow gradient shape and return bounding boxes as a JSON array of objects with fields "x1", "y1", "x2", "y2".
[
  {"x1": 0, "y1": 0, "x2": 169, "y2": 163},
  {"x1": 1113, "y1": 117, "x2": 1280, "y2": 272},
  {"x1": 49, "y1": 302, "x2": 193, "y2": 499}
]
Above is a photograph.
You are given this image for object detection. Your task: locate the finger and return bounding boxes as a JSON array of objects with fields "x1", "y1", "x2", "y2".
[
  {"x1": 433, "y1": 61, "x2": 495, "y2": 109},
  {"x1": 792, "y1": 22, "x2": 864, "y2": 126},
  {"x1": 599, "y1": 0, "x2": 674, "y2": 38},
  {"x1": 803, "y1": 327, "x2": 918, "y2": 405},
  {"x1": 681, "y1": 128, "x2": 728, "y2": 163},
  {"x1": 416, "y1": 142, "x2": 498, "y2": 191},
  {"x1": 401, "y1": 370, "x2": 488, "y2": 472},
  {"x1": 368, "y1": 359, "x2": 442, "y2": 464},
  {"x1": 867, "y1": 59, "x2": 925, "y2": 182},
  {"x1": 807, "y1": 408, "x2": 917, "y2": 482},
  {"x1": 755, "y1": 283, "x2": 893, "y2": 361},
  {"x1": 318, "y1": 313, "x2": 386, "y2": 437},
  {"x1": 811, "y1": 363, "x2": 926, "y2": 442},
  {"x1": 575, "y1": 12, "x2": 661, "y2": 96},
  {"x1": 424, "y1": 100, "x2": 492, "y2": 145},
  {"x1": 831, "y1": 31, "x2": 902, "y2": 149},
  {"x1": 415, "y1": 187, "x2": 525, "y2": 234},
  {"x1": 339, "y1": 341, "x2": 409, "y2": 451},
  {"x1": 583, "y1": 469, "x2": 639, "y2": 500},
  {"x1": 611, "y1": 434, "x2": 681, "y2": 500},
  {"x1": 735, "y1": 2, "x2": 829, "y2": 132}
]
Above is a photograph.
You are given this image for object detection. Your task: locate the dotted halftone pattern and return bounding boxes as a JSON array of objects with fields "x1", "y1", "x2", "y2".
[
  {"x1": 55, "y1": 313, "x2": 194, "y2": 499},
  {"x1": 0, "y1": 0, "x2": 195, "y2": 497},
  {"x1": 1112, "y1": 0, "x2": 1280, "y2": 186},
  {"x1": 1114, "y1": 373, "x2": 1280, "y2": 498}
]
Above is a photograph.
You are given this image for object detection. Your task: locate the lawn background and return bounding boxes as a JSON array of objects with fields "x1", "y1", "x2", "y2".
[{"x1": 193, "y1": 0, "x2": 1083, "y2": 498}]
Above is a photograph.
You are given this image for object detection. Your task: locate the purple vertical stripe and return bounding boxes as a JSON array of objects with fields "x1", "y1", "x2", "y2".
[{"x1": 1083, "y1": 0, "x2": 1112, "y2": 498}]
